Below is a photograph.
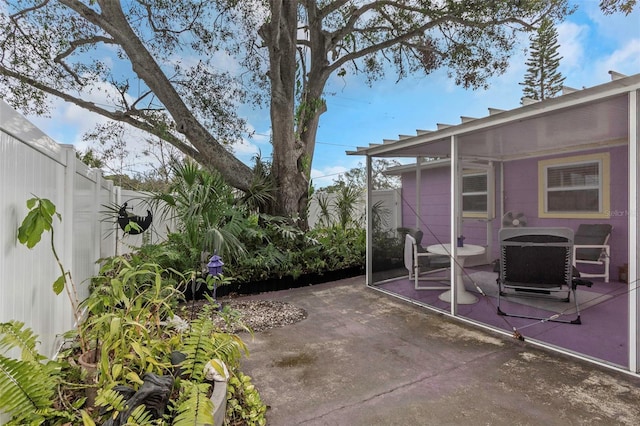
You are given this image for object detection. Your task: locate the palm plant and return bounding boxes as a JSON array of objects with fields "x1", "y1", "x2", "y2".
[
  {"x1": 334, "y1": 184, "x2": 363, "y2": 230},
  {"x1": 228, "y1": 213, "x2": 319, "y2": 282},
  {"x1": 151, "y1": 160, "x2": 248, "y2": 266},
  {"x1": 237, "y1": 152, "x2": 277, "y2": 214},
  {"x1": 314, "y1": 191, "x2": 334, "y2": 228}
]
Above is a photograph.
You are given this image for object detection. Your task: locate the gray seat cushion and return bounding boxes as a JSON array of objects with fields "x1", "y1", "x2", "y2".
[{"x1": 574, "y1": 224, "x2": 612, "y2": 261}]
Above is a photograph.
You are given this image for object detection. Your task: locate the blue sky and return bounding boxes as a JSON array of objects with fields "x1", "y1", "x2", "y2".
[{"x1": 27, "y1": 1, "x2": 640, "y2": 188}]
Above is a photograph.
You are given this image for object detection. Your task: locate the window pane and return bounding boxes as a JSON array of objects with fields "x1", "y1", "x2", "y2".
[
  {"x1": 463, "y1": 174, "x2": 487, "y2": 192},
  {"x1": 547, "y1": 163, "x2": 599, "y2": 189},
  {"x1": 547, "y1": 189, "x2": 599, "y2": 212},
  {"x1": 463, "y1": 195, "x2": 487, "y2": 212},
  {"x1": 538, "y1": 153, "x2": 609, "y2": 218}
]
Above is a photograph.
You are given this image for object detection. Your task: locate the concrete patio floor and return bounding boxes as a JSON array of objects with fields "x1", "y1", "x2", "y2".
[{"x1": 238, "y1": 275, "x2": 640, "y2": 425}]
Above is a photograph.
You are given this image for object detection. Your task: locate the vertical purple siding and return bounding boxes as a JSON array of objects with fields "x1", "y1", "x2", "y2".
[{"x1": 400, "y1": 145, "x2": 628, "y2": 273}]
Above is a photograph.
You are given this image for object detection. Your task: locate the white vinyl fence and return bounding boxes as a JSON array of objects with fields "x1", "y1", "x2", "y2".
[
  {"x1": 1, "y1": 99, "x2": 398, "y2": 361},
  {"x1": 308, "y1": 188, "x2": 400, "y2": 232},
  {"x1": 0, "y1": 100, "x2": 171, "y2": 358}
]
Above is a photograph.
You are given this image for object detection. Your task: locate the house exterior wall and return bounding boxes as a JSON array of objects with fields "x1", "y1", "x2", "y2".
[
  {"x1": 400, "y1": 145, "x2": 628, "y2": 276},
  {"x1": 501, "y1": 146, "x2": 628, "y2": 275},
  {"x1": 401, "y1": 166, "x2": 488, "y2": 247}
]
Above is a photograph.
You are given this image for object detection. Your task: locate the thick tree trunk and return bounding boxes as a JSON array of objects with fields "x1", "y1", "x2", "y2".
[
  {"x1": 297, "y1": 83, "x2": 327, "y2": 226},
  {"x1": 261, "y1": 1, "x2": 309, "y2": 224}
]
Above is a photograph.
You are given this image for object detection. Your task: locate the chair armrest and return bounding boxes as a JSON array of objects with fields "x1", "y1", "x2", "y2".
[{"x1": 573, "y1": 244, "x2": 610, "y2": 262}]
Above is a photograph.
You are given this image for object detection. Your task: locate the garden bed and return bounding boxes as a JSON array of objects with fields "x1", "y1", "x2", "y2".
[{"x1": 183, "y1": 265, "x2": 364, "y2": 300}]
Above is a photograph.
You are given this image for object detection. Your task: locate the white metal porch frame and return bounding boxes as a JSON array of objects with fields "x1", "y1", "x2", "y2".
[
  {"x1": 449, "y1": 135, "x2": 461, "y2": 313},
  {"x1": 358, "y1": 76, "x2": 640, "y2": 376},
  {"x1": 629, "y1": 89, "x2": 638, "y2": 373}
]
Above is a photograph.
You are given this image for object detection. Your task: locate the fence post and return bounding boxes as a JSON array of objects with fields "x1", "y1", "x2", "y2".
[
  {"x1": 92, "y1": 168, "x2": 103, "y2": 284},
  {"x1": 114, "y1": 185, "x2": 122, "y2": 256},
  {"x1": 61, "y1": 145, "x2": 76, "y2": 336}
]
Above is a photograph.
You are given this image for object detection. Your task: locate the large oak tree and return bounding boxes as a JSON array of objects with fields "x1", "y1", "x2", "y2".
[{"x1": 0, "y1": 0, "x2": 571, "y2": 225}]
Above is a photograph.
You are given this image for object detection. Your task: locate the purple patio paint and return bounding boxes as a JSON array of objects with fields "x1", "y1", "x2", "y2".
[{"x1": 375, "y1": 267, "x2": 629, "y2": 368}]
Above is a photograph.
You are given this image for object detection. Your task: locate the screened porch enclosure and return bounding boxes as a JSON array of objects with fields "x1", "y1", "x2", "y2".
[{"x1": 352, "y1": 73, "x2": 640, "y2": 374}]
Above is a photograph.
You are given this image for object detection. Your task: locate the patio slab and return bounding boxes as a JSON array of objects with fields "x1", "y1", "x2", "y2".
[{"x1": 237, "y1": 275, "x2": 640, "y2": 425}]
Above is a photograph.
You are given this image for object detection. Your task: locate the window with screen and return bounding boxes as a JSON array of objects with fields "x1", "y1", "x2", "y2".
[
  {"x1": 538, "y1": 153, "x2": 610, "y2": 219},
  {"x1": 462, "y1": 172, "x2": 488, "y2": 216}
]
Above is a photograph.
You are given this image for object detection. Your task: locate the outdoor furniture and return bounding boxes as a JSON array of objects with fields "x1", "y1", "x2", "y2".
[
  {"x1": 572, "y1": 224, "x2": 612, "y2": 283},
  {"x1": 497, "y1": 227, "x2": 592, "y2": 324},
  {"x1": 427, "y1": 243, "x2": 485, "y2": 304},
  {"x1": 403, "y1": 230, "x2": 450, "y2": 290}
]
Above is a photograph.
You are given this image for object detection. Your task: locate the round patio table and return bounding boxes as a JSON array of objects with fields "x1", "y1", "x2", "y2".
[{"x1": 426, "y1": 243, "x2": 485, "y2": 304}]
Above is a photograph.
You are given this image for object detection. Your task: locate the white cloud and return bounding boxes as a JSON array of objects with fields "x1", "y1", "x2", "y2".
[
  {"x1": 27, "y1": 78, "x2": 134, "y2": 148},
  {"x1": 167, "y1": 48, "x2": 243, "y2": 76},
  {"x1": 557, "y1": 21, "x2": 588, "y2": 70},
  {"x1": 232, "y1": 137, "x2": 261, "y2": 157},
  {"x1": 28, "y1": 100, "x2": 108, "y2": 148},
  {"x1": 556, "y1": 5, "x2": 640, "y2": 88},
  {"x1": 25, "y1": 81, "x2": 175, "y2": 176},
  {"x1": 594, "y1": 39, "x2": 640, "y2": 77},
  {"x1": 230, "y1": 122, "x2": 271, "y2": 165}
]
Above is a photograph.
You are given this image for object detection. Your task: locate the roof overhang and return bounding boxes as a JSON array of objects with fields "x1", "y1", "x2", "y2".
[{"x1": 348, "y1": 73, "x2": 640, "y2": 161}]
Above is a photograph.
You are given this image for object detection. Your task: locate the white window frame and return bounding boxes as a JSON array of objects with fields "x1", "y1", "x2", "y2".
[
  {"x1": 538, "y1": 153, "x2": 610, "y2": 219},
  {"x1": 462, "y1": 171, "x2": 489, "y2": 218}
]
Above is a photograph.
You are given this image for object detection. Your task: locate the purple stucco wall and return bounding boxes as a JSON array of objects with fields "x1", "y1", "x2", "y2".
[{"x1": 400, "y1": 146, "x2": 629, "y2": 276}]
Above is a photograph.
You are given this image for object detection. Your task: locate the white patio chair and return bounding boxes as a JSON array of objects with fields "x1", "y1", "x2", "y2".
[
  {"x1": 572, "y1": 224, "x2": 612, "y2": 283},
  {"x1": 403, "y1": 231, "x2": 450, "y2": 290}
]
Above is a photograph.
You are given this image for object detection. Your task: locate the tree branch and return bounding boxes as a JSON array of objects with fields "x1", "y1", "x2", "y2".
[
  {"x1": 54, "y1": 36, "x2": 116, "y2": 85},
  {"x1": 0, "y1": 63, "x2": 200, "y2": 163},
  {"x1": 138, "y1": 0, "x2": 204, "y2": 37},
  {"x1": 8, "y1": 0, "x2": 50, "y2": 19},
  {"x1": 325, "y1": 11, "x2": 536, "y2": 76}
]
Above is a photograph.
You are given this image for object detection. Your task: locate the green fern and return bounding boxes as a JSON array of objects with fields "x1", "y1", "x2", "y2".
[
  {"x1": 126, "y1": 404, "x2": 155, "y2": 425},
  {"x1": 0, "y1": 321, "x2": 82, "y2": 425},
  {"x1": 210, "y1": 333, "x2": 248, "y2": 367},
  {"x1": 179, "y1": 316, "x2": 216, "y2": 382},
  {"x1": 95, "y1": 387, "x2": 157, "y2": 425},
  {"x1": 172, "y1": 381, "x2": 214, "y2": 426},
  {"x1": 31, "y1": 407, "x2": 80, "y2": 425},
  {"x1": 0, "y1": 321, "x2": 46, "y2": 362},
  {"x1": 0, "y1": 353, "x2": 58, "y2": 424},
  {"x1": 0, "y1": 356, "x2": 45, "y2": 423},
  {"x1": 95, "y1": 387, "x2": 128, "y2": 412}
]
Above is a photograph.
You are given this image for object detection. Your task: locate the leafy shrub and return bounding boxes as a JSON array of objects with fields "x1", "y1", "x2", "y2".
[
  {"x1": 1, "y1": 262, "x2": 252, "y2": 425},
  {"x1": 223, "y1": 223, "x2": 365, "y2": 285},
  {"x1": 308, "y1": 226, "x2": 366, "y2": 271},
  {"x1": 225, "y1": 371, "x2": 267, "y2": 426}
]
